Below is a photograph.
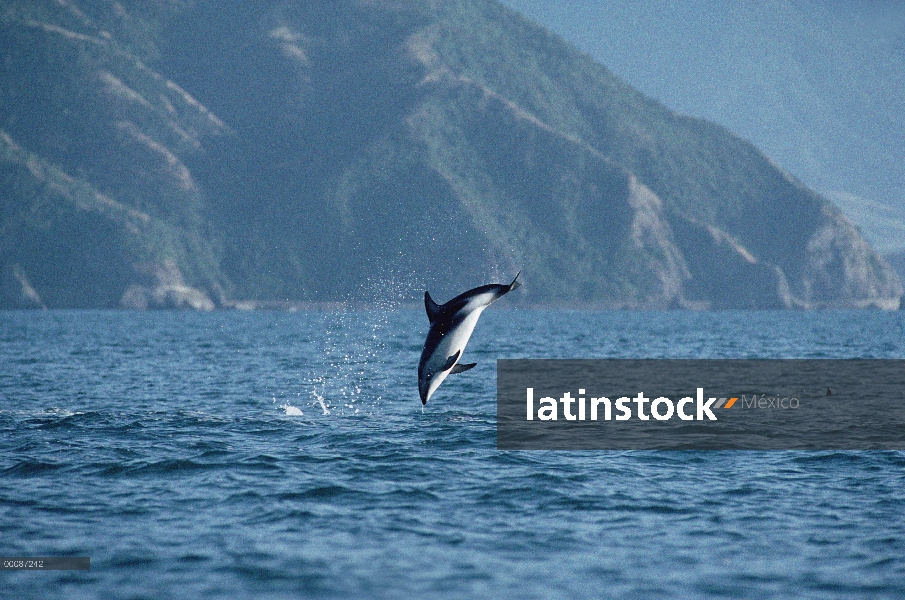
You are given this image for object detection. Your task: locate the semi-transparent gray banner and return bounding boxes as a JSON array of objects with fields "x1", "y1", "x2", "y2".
[
  {"x1": 497, "y1": 360, "x2": 905, "y2": 450},
  {"x1": 1, "y1": 557, "x2": 90, "y2": 570}
]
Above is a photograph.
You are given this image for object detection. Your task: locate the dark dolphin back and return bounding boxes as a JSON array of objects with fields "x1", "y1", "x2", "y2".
[
  {"x1": 434, "y1": 273, "x2": 521, "y2": 317},
  {"x1": 420, "y1": 274, "x2": 521, "y2": 365}
]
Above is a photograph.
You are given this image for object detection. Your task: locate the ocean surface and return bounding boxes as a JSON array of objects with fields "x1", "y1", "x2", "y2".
[{"x1": 1, "y1": 308, "x2": 904, "y2": 599}]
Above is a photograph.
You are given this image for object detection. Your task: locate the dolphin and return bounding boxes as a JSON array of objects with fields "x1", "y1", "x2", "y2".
[{"x1": 418, "y1": 273, "x2": 521, "y2": 406}]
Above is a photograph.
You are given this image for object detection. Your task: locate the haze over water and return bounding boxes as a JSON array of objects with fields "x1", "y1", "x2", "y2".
[{"x1": 2, "y1": 309, "x2": 904, "y2": 598}]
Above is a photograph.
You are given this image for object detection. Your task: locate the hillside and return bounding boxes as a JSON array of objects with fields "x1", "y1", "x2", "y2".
[
  {"x1": 1, "y1": 0, "x2": 900, "y2": 309},
  {"x1": 884, "y1": 250, "x2": 905, "y2": 295},
  {"x1": 825, "y1": 192, "x2": 905, "y2": 256},
  {"x1": 500, "y1": 0, "x2": 905, "y2": 235},
  {"x1": 0, "y1": 0, "x2": 228, "y2": 308}
]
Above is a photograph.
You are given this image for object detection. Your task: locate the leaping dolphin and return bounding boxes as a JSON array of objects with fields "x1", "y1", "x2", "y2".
[{"x1": 418, "y1": 273, "x2": 521, "y2": 406}]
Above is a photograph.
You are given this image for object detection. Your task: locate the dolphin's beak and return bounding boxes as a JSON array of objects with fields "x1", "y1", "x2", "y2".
[{"x1": 419, "y1": 376, "x2": 430, "y2": 405}]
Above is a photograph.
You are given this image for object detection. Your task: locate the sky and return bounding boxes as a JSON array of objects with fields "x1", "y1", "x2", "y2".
[{"x1": 498, "y1": 0, "x2": 905, "y2": 252}]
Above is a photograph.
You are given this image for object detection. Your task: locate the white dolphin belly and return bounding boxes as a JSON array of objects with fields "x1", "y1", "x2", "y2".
[
  {"x1": 424, "y1": 299, "x2": 493, "y2": 398},
  {"x1": 435, "y1": 306, "x2": 485, "y2": 367}
]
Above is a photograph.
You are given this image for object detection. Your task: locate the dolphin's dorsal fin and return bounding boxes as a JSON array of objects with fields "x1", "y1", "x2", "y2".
[
  {"x1": 425, "y1": 291, "x2": 442, "y2": 323},
  {"x1": 450, "y1": 362, "x2": 476, "y2": 374},
  {"x1": 441, "y1": 350, "x2": 461, "y2": 372}
]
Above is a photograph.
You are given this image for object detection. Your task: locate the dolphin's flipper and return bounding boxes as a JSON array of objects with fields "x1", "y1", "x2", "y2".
[
  {"x1": 425, "y1": 291, "x2": 443, "y2": 324},
  {"x1": 440, "y1": 350, "x2": 461, "y2": 372},
  {"x1": 508, "y1": 271, "x2": 521, "y2": 292},
  {"x1": 450, "y1": 362, "x2": 476, "y2": 374}
]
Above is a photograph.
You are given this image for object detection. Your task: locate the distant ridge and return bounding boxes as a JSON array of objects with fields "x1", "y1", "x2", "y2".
[{"x1": 1, "y1": 0, "x2": 900, "y2": 308}]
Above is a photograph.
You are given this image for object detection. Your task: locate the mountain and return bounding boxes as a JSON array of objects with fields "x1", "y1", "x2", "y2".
[
  {"x1": 499, "y1": 0, "x2": 905, "y2": 236},
  {"x1": 1, "y1": 0, "x2": 900, "y2": 309},
  {"x1": 884, "y1": 250, "x2": 905, "y2": 295},
  {"x1": 0, "y1": 0, "x2": 228, "y2": 308},
  {"x1": 825, "y1": 192, "x2": 905, "y2": 257}
]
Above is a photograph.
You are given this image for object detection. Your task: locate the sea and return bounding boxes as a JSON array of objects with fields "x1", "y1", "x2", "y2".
[{"x1": 1, "y1": 308, "x2": 904, "y2": 599}]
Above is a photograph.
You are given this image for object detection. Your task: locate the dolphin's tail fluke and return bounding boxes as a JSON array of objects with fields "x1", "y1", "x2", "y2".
[{"x1": 508, "y1": 271, "x2": 521, "y2": 292}]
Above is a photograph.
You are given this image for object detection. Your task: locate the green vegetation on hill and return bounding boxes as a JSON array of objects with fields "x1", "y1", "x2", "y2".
[{"x1": 0, "y1": 0, "x2": 900, "y2": 308}]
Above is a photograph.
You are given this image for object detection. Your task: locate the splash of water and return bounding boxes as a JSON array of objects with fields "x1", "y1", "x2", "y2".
[
  {"x1": 311, "y1": 385, "x2": 330, "y2": 415},
  {"x1": 274, "y1": 396, "x2": 304, "y2": 416},
  {"x1": 297, "y1": 272, "x2": 419, "y2": 416},
  {"x1": 281, "y1": 404, "x2": 304, "y2": 416}
]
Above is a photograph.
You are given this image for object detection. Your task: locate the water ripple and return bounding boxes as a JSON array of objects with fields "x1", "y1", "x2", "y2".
[{"x1": 1, "y1": 310, "x2": 904, "y2": 598}]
